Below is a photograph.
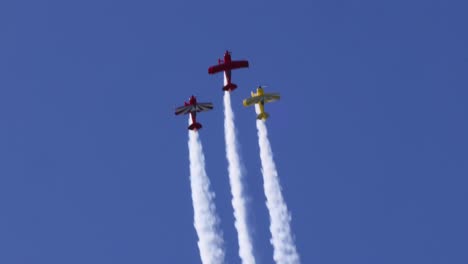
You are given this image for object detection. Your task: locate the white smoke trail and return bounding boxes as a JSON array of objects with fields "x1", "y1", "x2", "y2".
[
  {"x1": 223, "y1": 75, "x2": 256, "y2": 264},
  {"x1": 188, "y1": 127, "x2": 225, "y2": 264},
  {"x1": 256, "y1": 107, "x2": 300, "y2": 264}
]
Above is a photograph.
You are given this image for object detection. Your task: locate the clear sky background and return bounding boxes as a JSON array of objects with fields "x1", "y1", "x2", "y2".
[{"x1": 1, "y1": 0, "x2": 467, "y2": 263}]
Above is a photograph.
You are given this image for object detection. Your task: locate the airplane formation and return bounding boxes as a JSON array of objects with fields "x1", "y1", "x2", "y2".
[{"x1": 175, "y1": 50, "x2": 281, "y2": 130}]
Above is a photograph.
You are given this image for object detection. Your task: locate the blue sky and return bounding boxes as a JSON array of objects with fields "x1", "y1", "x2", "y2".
[{"x1": 0, "y1": 0, "x2": 467, "y2": 263}]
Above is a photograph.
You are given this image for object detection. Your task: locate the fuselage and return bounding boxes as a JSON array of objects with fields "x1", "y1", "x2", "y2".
[
  {"x1": 254, "y1": 87, "x2": 266, "y2": 113},
  {"x1": 223, "y1": 51, "x2": 232, "y2": 63},
  {"x1": 223, "y1": 51, "x2": 233, "y2": 85},
  {"x1": 186, "y1": 96, "x2": 198, "y2": 125}
]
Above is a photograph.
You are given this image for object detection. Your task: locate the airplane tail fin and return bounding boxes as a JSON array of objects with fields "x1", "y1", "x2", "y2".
[
  {"x1": 223, "y1": 83, "x2": 237, "y2": 92},
  {"x1": 188, "y1": 122, "x2": 202, "y2": 131},
  {"x1": 257, "y1": 112, "x2": 269, "y2": 120}
]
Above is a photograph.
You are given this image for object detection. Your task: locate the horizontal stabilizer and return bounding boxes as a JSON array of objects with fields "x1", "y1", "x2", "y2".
[
  {"x1": 188, "y1": 122, "x2": 202, "y2": 131},
  {"x1": 257, "y1": 112, "x2": 269, "y2": 120},
  {"x1": 223, "y1": 83, "x2": 237, "y2": 92}
]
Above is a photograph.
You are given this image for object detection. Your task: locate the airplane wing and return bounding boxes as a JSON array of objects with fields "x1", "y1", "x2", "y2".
[
  {"x1": 194, "y1": 102, "x2": 214, "y2": 112},
  {"x1": 208, "y1": 60, "x2": 249, "y2": 74},
  {"x1": 263, "y1": 93, "x2": 281, "y2": 103},
  {"x1": 208, "y1": 64, "x2": 227, "y2": 74},
  {"x1": 229, "y1": 60, "x2": 249, "y2": 70},
  {"x1": 243, "y1": 95, "x2": 262, "y2": 107},
  {"x1": 174, "y1": 105, "x2": 194, "y2": 115}
]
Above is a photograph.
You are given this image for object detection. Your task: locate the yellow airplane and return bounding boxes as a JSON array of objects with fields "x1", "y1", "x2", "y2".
[{"x1": 243, "y1": 86, "x2": 280, "y2": 120}]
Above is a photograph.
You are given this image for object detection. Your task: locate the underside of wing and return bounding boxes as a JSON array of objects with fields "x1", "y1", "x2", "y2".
[
  {"x1": 229, "y1": 60, "x2": 249, "y2": 70},
  {"x1": 208, "y1": 64, "x2": 227, "y2": 74},
  {"x1": 243, "y1": 95, "x2": 262, "y2": 107},
  {"x1": 263, "y1": 93, "x2": 281, "y2": 103},
  {"x1": 174, "y1": 105, "x2": 194, "y2": 115},
  {"x1": 195, "y1": 102, "x2": 214, "y2": 112}
]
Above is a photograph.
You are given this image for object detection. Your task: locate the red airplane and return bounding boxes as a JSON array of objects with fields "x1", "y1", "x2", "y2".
[
  {"x1": 208, "y1": 50, "x2": 249, "y2": 92},
  {"x1": 175, "y1": 95, "x2": 213, "y2": 130}
]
